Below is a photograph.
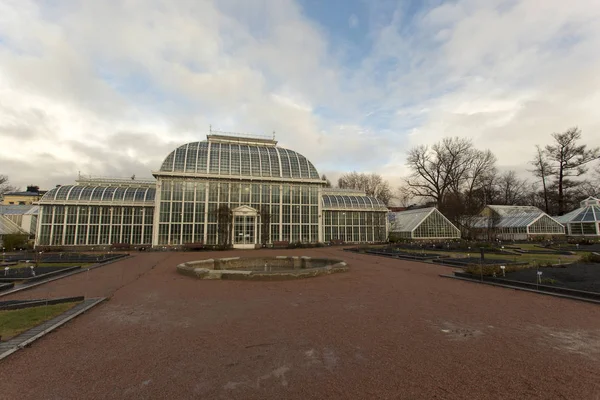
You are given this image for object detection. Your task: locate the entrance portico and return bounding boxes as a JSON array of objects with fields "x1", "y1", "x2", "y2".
[{"x1": 232, "y1": 205, "x2": 259, "y2": 249}]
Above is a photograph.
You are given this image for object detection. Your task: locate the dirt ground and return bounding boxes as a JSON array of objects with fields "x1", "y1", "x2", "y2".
[{"x1": 1, "y1": 248, "x2": 600, "y2": 400}]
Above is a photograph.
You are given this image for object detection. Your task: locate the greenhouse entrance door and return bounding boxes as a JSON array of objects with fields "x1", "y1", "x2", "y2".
[{"x1": 232, "y1": 206, "x2": 258, "y2": 249}]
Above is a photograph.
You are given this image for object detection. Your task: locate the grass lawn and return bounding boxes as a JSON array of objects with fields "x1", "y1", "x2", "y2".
[
  {"x1": 0, "y1": 302, "x2": 80, "y2": 341},
  {"x1": 8, "y1": 262, "x2": 92, "y2": 269}
]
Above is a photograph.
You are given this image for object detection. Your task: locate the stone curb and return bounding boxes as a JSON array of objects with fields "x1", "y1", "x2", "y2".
[
  {"x1": 0, "y1": 255, "x2": 131, "y2": 298},
  {"x1": 0, "y1": 297, "x2": 106, "y2": 361},
  {"x1": 439, "y1": 274, "x2": 600, "y2": 306},
  {"x1": 177, "y1": 256, "x2": 348, "y2": 280}
]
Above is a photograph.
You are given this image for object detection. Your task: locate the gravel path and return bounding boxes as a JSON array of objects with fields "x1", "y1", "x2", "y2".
[{"x1": 1, "y1": 248, "x2": 599, "y2": 399}]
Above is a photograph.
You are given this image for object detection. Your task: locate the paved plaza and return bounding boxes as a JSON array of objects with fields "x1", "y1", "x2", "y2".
[{"x1": 1, "y1": 248, "x2": 600, "y2": 399}]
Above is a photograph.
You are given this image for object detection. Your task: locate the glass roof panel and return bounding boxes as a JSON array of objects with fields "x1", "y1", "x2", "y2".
[
  {"x1": 68, "y1": 186, "x2": 84, "y2": 201},
  {"x1": 389, "y1": 208, "x2": 434, "y2": 232},
  {"x1": 582, "y1": 208, "x2": 595, "y2": 221},
  {"x1": 38, "y1": 185, "x2": 155, "y2": 205},
  {"x1": 80, "y1": 186, "x2": 95, "y2": 201},
  {"x1": 250, "y1": 146, "x2": 260, "y2": 176},
  {"x1": 279, "y1": 148, "x2": 292, "y2": 178},
  {"x1": 185, "y1": 142, "x2": 198, "y2": 173},
  {"x1": 229, "y1": 144, "x2": 241, "y2": 175},
  {"x1": 321, "y1": 194, "x2": 387, "y2": 210},
  {"x1": 196, "y1": 142, "x2": 209, "y2": 173},
  {"x1": 113, "y1": 187, "x2": 127, "y2": 202},
  {"x1": 55, "y1": 186, "x2": 71, "y2": 200},
  {"x1": 41, "y1": 187, "x2": 58, "y2": 201},
  {"x1": 289, "y1": 151, "x2": 301, "y2": 178},
  {"x1": 134, "y1": 188, "x2": 146, "y2": 202},
  {"x1": 160, "y1": 151, "x2": 175, "y2": 171},
  {"x1": 209, "y1": 143, "x2": 220, "y2": 174},
  {"x1": 145, "y1": 189, "x2": 156, "y2": 201},
  {"x1": 158, "y1": 141, "x2": 321, "y2": 180},
  {"x1": 173, "y1": 145, "x2": 187, "y2": 172},
  {"x1": 220, "y1": 143, "x2": 230, "y2": 175},
  {"x1": 102, "y1": 187, "x2": 116, "y2": 201},
  {"x1": 267, "y1": 147, "x2": 279, "y2": 177},
  {"x1": 90, "y1": 187, "x2": 105, "y2": 200},
  {"x1": 123, "y1": 187, "x2": 136, "y2": 201}
]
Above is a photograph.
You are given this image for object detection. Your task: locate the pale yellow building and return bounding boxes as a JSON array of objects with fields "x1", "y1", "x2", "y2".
[{"x1": 1, "y1": 186, "x2": 46, "y2": 205}]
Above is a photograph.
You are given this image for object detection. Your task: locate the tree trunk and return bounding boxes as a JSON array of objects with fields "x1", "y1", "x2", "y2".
[
  {"x1": 541, "y1": 175, "x2": 549, "y2": 213},
  {"x1": 558, "y1": 164, "x2": 564, "y2": 215}
]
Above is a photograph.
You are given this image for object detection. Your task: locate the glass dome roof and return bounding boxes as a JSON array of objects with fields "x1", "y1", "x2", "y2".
[
  {"x1": 39, "y1": 185, "x2": 156, "y2": 204},
  {"x1": 158, "y1": 141, "x2": 321, "y2": 180},
  {"x1": 321, "y1": 194, "x2": 387, "y2": 210}
]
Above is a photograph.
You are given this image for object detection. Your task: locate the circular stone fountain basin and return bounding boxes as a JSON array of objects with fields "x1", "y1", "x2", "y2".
[{"x1": 176, "y1": 256, "x2": 348, "y2": 280}]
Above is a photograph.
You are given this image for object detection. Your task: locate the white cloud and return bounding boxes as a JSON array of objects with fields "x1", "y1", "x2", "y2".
[
  {"x1": 360, "y1": 0, "x2": 600, "y2": 183},
  {"x1": 0, "y1": 0, "x2": 599, "y2": 193}
]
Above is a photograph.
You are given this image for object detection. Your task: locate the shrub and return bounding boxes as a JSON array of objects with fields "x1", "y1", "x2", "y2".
[
  {"x1": 579, "y1": 253, "x2": 600, "y2": 263},
  {"x1": 2, "y1": 234, "x2": 29, "y2": 251},
  {"x1": 569, "y1": 238, "x2": 594, "y2": 246},
  {"x1": 463, "y1": 263, "x2": 524, "y2": 277},
  {"x1": 541, "y1": 278, "x2": 558, "y2": 285}
]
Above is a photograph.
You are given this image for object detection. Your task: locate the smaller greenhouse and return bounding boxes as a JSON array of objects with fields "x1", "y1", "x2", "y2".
[
  {"x1": 0, "y1": 214, "x2": 28, "y2": 248},
  {"x1": 467, "y1": 205, "x2": 564, "y2": 240},
  {"x1": 389, "y1": 207, "x2": 461, "y2": 240},
  {"x1": 555, "y1": 197, "x2": 600, "y2": 237},
  {"x1": 321, "y1": 189, "x2": 388, "y2": 243}
]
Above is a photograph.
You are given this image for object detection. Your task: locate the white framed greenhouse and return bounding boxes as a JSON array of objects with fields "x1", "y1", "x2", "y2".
[
  {"x1": 467, "y1": 205, "x2": 565, "y2": 240},
  {"x1": 389, "y1": 207, "x2": 461, "y2": 240},
  {"x1": 321, "y1": 189, "x2": 388, "y2": 243},
  {"x1": 35, "y1": 132, "x2": 390, "y2": 249},
  {"x1": 555, "y1": 197, "x2": 600, "y2": 237}
]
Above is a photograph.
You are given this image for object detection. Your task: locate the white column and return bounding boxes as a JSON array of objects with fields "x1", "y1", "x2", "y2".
[
  {"x1": 317, "y1": 185, "x2": 323, "y2": 243},
  {"x1": 152, "y1": 180, "x2": 162, "y2": 247},
  {"x1": 203, "y1": 181, "x2": 209, "y2": 244}
]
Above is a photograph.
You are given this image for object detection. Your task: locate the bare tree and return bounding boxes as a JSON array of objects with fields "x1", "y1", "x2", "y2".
[
  {"x1": 405, "y1": 137, "x2": 496, "y2": 215},
  {"x1": 462, "y1": 149, "x2": 497, "y2": 213},
  {"x1": 260, "y1": 205, "x2": 271, "y2": 245},
  {"x1": 570, "y1": 180, "x2": 599, "y2": 200},
  {"x1": 404, "y1": 142, "x2": 455, "y2": 207},
  {"x1": 338, "y1": 172, "x2": 393, "y2": 205},
  {"x1": 529, "y1": 145, "x2": 554, "y2": 213},
  {"x1": 0, "y1": 175, "x2": 18, "y2": 196},
  {"x1": 217, "y1": 205, "x2": 232, "y2": 247},
  {"x1": 395, "y1": 185, "x2": 414, "y2": 207},
  {"x1": 544, "y1": 127, "x2": 599, "y2": 215},
  {"x1": 444, "y1": 137, "x2": 480, "y2": 195},
  {"x1": 321, "y1": 174, "x2": 332, "y2": 188},
  {"x1": 497, "y1": 171, "x2": 528, "y2": 205}
]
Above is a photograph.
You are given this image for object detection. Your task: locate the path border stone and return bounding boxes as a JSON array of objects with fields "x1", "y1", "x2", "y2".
[
  {"x1": 177, "y1": 256, "x2": 348, "y2": 280},
  {"x1": 440, "y1": 274, "x2": 600, "y2": 305},
  {"x1": 0, "y1": 297, "x2": 106, "y2": 361},
  {"x1": 0, "y1": 255, "x2": 130, "y2": 298}
]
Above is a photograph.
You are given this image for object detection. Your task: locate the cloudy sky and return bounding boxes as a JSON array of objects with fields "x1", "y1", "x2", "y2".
[{"x1": 1, "y1": 0, "x2": 599, "y2": 190}]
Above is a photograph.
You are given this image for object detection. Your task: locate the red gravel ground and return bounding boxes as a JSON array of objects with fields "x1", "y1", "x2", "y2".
[{"x1": 1, "y1": 248, "x2": 600, "y2": 399}]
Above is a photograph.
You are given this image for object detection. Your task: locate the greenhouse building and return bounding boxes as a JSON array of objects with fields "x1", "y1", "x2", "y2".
[
  {"x1": 466, "y1": 205, "x2": 565, "y2": 240},
  {"x1": 555, "y1": 197, "x2": 600, "y2": 237},
  {"x1": 35, "y1": 133, "x2": 389, "y2": 249},
  {"x1": 322, "y1": 189, "x2": 388, "y2": 243},
  {"x1": 388, "y1": 207, "x2": 461, "y2": 240}
]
